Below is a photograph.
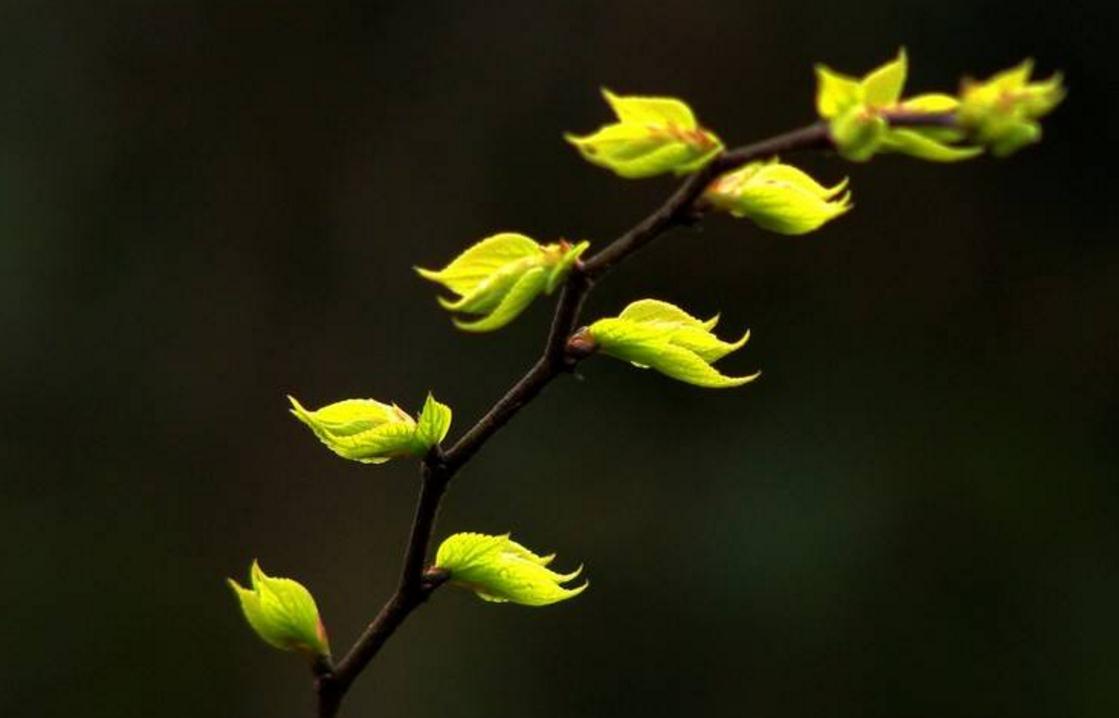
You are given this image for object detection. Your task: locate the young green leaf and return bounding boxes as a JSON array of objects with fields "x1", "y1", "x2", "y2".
[
  {"x1": 565, "y1": 89, "x2": 723, "y2": 178},
  {"x1": 452, "y1": 266, "x2": 548, "y2": 332},
  {"x1": 416, "y1": 232, "x2": 539, "y2": 296},
  {"x1": 584, "y1": 299, "x2": 758, "y2": 389},
  {"x1": 417, "y1": 234, "x2": 589, "y2": 332},
  {"x1": 958, "y1": 59, "x2": 1065, "y2": 156},
  {"x1": 289, "y1": 393, "x2": 452, "y2": 464},
  {"x1": 414, "y1": 393, "x2": 453, "y2": 450},
  {"x1": 829, "y1": 107, "x2": 888, "y2": 161},
  {"x1": 704, "y1": 158, "x2": 852, "y2": 235},
  {"x1": 815, "y1": 49, "x2": 907, "y2": 120},
  {"x1": 228, "y1": 561, "x2": 330, "y2": 658},
  {"x1": 861, "y1": 47, "x2": 908, "y2": 107},
  {"x1": 879, "y1": 128, "x2": 983, "y2": 162},
  {"x1": 814, "y1": 49, "x2": 983, "y2": 162},
  {"x1": 814, "y1": 64, "x2": 863, "y2": 119},
  {"x1": 618, "y1": 298, "x2": 718, "y2": 330},
  {"x1": 434, "y1": 532, "x2": 587, "y2": 606}
]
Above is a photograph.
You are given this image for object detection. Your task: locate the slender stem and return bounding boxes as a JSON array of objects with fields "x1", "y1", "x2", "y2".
[
  {"x1": 443, "y1": 271, "x2": 590, "y2": 473},
  {"x1": 312, "y1": 111, "x2": 953, "y2": 717},
  {"x1": 316, "y1": 458, "x2": 450, "y2": 716},
  {"x1": 880, "y1": 109, "x2": 957, "y2": 128}
]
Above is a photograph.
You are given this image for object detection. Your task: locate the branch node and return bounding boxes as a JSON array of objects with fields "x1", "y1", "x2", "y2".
[
  {"x1": 421, "y1": 566, "x2": 451, "y2": 594},
  {"x1": 564, "y1": 327, "x2": 598, "y2": 361}
]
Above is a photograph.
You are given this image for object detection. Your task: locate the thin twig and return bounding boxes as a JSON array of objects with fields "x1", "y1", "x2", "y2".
[{"x1": 312, "y1": 113, "x2": 949, "y2": 717}]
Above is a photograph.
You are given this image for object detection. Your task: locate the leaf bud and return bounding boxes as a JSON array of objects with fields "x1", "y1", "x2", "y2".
[
  {"x1": 565, "y1": 89, "x2": 723, "y2": 178},
  {"x1": 585, "y1": 299, "x2": 759, "y2": 389},
  {"x1": 434, "y1": 532, "x2": 587, "y2": 606},
  {"x1": 228, "y1": 561, "x2": 330, "y2": 658},
  {"x1": 704, "y1": 158, "x2": 851, "y2": 235},
  {"x1": 416, "y1": 233, "x2": 589, "y2": 332},
  {"x1": 958, "y1": 59, "x2": 1065, "y2": 156},
  {"x1": 288, "y1": 392, "x2": 452, "y2": 464},
  {"x1": 815, "y1": 49, "x2": 981, "y2": 162}
]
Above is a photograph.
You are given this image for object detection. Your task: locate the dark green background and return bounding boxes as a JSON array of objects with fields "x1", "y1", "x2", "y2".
[{"x1": 3, "y1": 2, "x2": 1116, "y2": 716}]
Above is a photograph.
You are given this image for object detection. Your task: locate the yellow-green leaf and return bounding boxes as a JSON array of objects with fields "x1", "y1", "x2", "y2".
[
  {"x1": 618, "y1": 298, "x2": 718, "y2": 330},
  {"x1": 900, "y1": 93, "x2": 960, "y2": 113},
  {"x1": 415, "y1": 232, "x2": 539, "y2": 296},
  {"x1": 414, "y1": 393, "x2": 453, "y2": 450},
  {"x1": 602, "y1": 89, "x2": 696, "y2": 127},
  {"x1": 289, "y1": 393, "x2": 452, "y2": 464},
  {"x1": 704, "y1": 158, "x2": 852, "y2": 234},
  {"x1": 880, "y1": 129, "x2": 983, "y2": 162},
  {"x1": 417, "y1": 234, "x2": 588, "y2": 332},
  {"x1": 635, "y1": 341, "x2": 756, "y2": 388},
  {"x1": 829, "y1": 106, "x2": 888, "y2": 161},
  {"x1": 451, "y1": 265, "x2": 548, "y2": 333},
  {"x1": 814, "y1": 64, "x2": 863, "y2": 119},
  {"x1": 586, "y1": 299, "x2": 759, "y2": 389},
  {"x1": 862, "y1": 48, "x2": 908, "y2": 107},
  {"x1": 815, "y1": 49, "x2": 982, "y2": 163},
  {"x1": 228, "y1": 561, "x2": 329, "y2": 658},
  {"x1": 435, "y1": 532, "x2": 587, "y2": 607},
  {"x1": 958, "y1": 58, "x2": 1065, "y2": 156},
  {"x1": 545, "y1": 240, "x2": 590, "y2": 294},
  {"x1": 565, "y1": 89, "x2": 723, "y2": 178}
]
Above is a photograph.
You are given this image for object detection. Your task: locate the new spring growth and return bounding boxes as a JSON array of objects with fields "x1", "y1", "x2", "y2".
[
  {"x1": 704, "y1": 158, "x2": 851, "y2": 235},
  {"x1": 228, "y1": 561, "x2": 330, "y2": 659},
  {"x1": 434, "y1": 532, "x2": 587, "y2": 606},
  {"x1": 565, "y1": 89, "x2": 723, "y2": 178},
  {"x1": 573, "y1": 299, "x2": 759, "y2": 389},
  {"x1": 416, "y1": 232, "x2": 589, "y2": 332},
  {"x1": 288, "y1": 392, "x2": 452, "y2": 464},
  {"x1": 958, "y1": 59, "x2": 1065, "y2": 157},
  {"x1": 816, "y1": 49, "x2": 982, "y2": 162}
]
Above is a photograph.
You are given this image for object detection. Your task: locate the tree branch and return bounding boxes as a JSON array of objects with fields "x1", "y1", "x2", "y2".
[
  {"x1": 316, "y1": 456, "x2": 451, "y2": 716},
  {"x1": 312, "y1": 112, "x2": 950, "y2": 717}
]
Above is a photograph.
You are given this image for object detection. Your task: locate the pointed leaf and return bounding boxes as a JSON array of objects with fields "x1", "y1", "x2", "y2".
[
  {"x1": 545, "y1": 240, "x2": 590, "y2": 294},
  {"x1": 815, "y1": 64, "x2": 863, "y2": 118},
  {"x1": 288, "y1": 396, "x2": 401, "y2": 438},
  {"x1": 229, "y1": 561, "x2": 329, "y2": 658},
  {"x1": 566, "y1": 91, "x2": 722, "y2": 178},
  {"x1": 414, "y1": 393, "x2": 453, "y2": 451},
  {"x1": 289, "y1": 394, "x2": 429, "y2": 464},
  {"x1": 900, "y1": 92, "x2": 960, "y2": 113},
  {"x1": 452, "y1": 266, "x2": 549, "y2": 332},
  {"x1": 754, "y1": 161, "x2": 849, "y2": 199},
  {"x1": 321, "y1": 421, "x2": 421, "y2": 464},
  {"x1": 588, "y1": 300, "x2": 757, "y2": 389},
  {"x1": 862, "y1": 48, "x2": 908, "y2": 107},
  {"x1": 669, "y1": 326, "x2": 751, "y2": 363},
  {"x1": 706, "y1": 160, "x2": 852, "y2": 235},
  {"x1": 415, "y1": 233, "x2": 540, "y2": 296},
  {"x1": 830, "y1": 107, "x2": 887, "y2": 161},
  {"x1": 602, "y1": 88, "x2": 696, "y2": 128},
  {"x1": 435, "y1": 532, "x2": 587, "y2": 607},
  {"x1": 881, "y1": 129, "x2": 983, "y2": 162},
  {"x1": 618, "y1": 299, "x2": 714, "y2": 329},
  {"x1": 640, "y1": 339, "x2": 760, "y2": 384}
]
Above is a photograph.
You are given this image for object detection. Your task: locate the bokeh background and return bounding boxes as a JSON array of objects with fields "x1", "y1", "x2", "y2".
[{"x1": 2, "y1": 1, "x2": 1116, "y2": 716}]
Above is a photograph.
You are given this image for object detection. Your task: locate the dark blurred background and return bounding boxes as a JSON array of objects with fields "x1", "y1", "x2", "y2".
[{"x1": 2, "y1": 1, "x2": 1116, "y2": 716}]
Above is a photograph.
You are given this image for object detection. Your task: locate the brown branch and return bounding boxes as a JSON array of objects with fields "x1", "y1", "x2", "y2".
[
  {"x1": 315, "y1": 456, "x2": 451, "y2": 716},
  {"x1": 311, "y1": 112, "x2": 953, "y2": 717},
  {"x1": 880, "y1": 109, "x2": 957, "y2": 128}
]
